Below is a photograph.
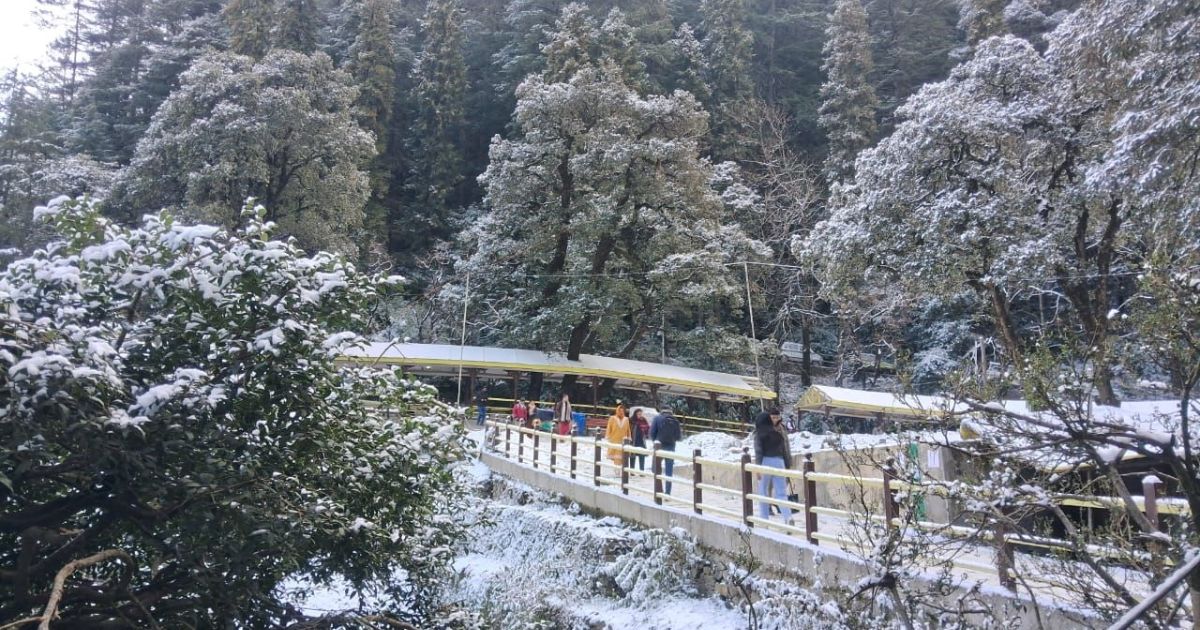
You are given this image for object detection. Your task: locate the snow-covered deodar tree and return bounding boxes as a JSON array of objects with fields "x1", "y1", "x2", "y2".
[
  {"x1": 111, "y1": 49, "x2": 375, "y2": 258},
  {"x1": 0, "y1": 198, "x2": 470, "y2": 628},
  {"x1": 449, "y1": 3, "x2": 765, "y2": 377},
  {"x1": 804, "y1": 0, "x2": 1200, "y2": 625}
]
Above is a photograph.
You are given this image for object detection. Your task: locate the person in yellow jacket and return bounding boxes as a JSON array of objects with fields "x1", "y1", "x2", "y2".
[{"x1": 605, "y1": 402, "x2": 632, "y2": 469}]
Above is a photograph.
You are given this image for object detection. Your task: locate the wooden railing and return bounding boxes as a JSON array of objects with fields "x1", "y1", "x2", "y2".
[
  {"x1": 483, "y1": 420, "x2": 1189, "y2": 589},
  {"x1": 481, "y1": 398, "x2": 751, "y2": 435}
]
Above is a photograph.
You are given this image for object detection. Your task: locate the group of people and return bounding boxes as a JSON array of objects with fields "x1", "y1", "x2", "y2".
[
  {"x1": 508, "y1": 393, "x2": 577, "y2": 434},
  {"x1": 503, "y1": 394, "x2": 790, "y2": 513},
  {"x1": 601, "y1": 402, "x2": 684, "y2": 493}
]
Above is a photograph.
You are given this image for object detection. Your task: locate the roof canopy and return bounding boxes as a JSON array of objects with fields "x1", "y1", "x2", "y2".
[
  {"x1": 339, "y1": 342, "x2": 776, "y2": 402},
  {"x1": 795, "y1": 385, "x2": 958, "y2": 421},
  {"x1": 796, "y1": 384, "x2": 1185, "y2": 472}
]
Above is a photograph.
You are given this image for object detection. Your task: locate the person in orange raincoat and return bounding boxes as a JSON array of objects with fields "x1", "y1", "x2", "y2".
[{"x1": 605, "y1": 402, "x2": 632, "y2": 468}]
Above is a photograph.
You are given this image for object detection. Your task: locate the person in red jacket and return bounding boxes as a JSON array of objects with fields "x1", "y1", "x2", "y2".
[{"x1": 511, "y1": 399, "x2": 528, "y2": 425}]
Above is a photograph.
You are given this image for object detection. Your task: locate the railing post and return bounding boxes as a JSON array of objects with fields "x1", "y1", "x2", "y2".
[
  {"x1": 549, "y1": 434, "x2": 557, "y2": 473},
  {"x1": 740, "y1": 448, "x2": 753, "y2": 527},
  {"x1": 882, "y1": 458, "x2": 899, "y2": 528},
  {"x1": 652, "y1": 441, "x2": 663, "y2": 505},
  {"x1": 517, "y1": 429, "x2": 524, "y2": 464},
  {"x1": 620, "y1": 439, "x2": 630, "y2": 495},
  {"x1": 803, "y1": 454, "x2": 818, "y2": 545},
  {"x1": 692, "y1": 448, "x2": 703, "y2": 514},
  {"x1": 1143, "y1": 474, "x2": 1165, "y2": 579},
  {"x1": 532, "y1": 431, "x2": 540, "y2": 470},
  {"x1": 593, "y1": 436, "x2": 602, "y2": 486},
  {"x1": 1143, "y1": 475, "x2": 1163, "y2": 531},
  {"x1": 504, "y1": 424, "x2": 511, "y2": 458},
  {"x1": 569, "y1": 438, "x2": 578, "y2": 480}
]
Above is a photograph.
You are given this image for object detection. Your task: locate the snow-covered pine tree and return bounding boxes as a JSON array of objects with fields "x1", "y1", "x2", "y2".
[
  {"x1": 273, "y1": 0, "x2": 322, "y2": 53},
  {"x1": 223, "y1": 0, "x2": 274, "y2": 58},
  {"x1": 345, "y1": 0, "x2": 399, "y2": 248},
  {"x1": 627, "y1": 0, "x2": 675, "y2": 94},
  {"x1": 539, "y1": 2, "x2": 595, "y2": 83},
  {"x1": 700, "y1": 0, "x2": 755, "y2": 161},
  {"x1": 492, "y1": 0, "x2": 570, "y2": 96},
  {"x1": 401, "y1": 0, "x2": 468, "y2": 254},
  {"x1": 818, "y1": 0, "x2": 879, "y2": 183},
  {"x1": 599, "y1": 8, "x2": 648, "y2": 92},
  {"x1": 958, "y1": 0, "x2": 1009, "y2": 46},
  {"x1": 669, "y1": 23, "x2": 711, "y2": 108},
  {"x1": 449, "y1": 7, "x2": 764, "y2": 370},
  {"x1": 112, "y1": 50, "x2": 374, "y2": 257}
]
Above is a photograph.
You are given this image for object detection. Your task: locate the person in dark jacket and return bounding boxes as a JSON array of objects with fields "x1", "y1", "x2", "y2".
[
  {"x1": 650, "y1": 406, "x2": 683, "y2": 494},
  {"x1": 630, "y1": 408, "x2": 651, "y2": 470},
  {"x1": 754, "y1": 408, "x2": 792, "y2": 522}
]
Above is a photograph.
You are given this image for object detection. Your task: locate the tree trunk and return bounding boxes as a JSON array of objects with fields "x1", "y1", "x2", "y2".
[
  {"x1": 529, "y1": 372, "x2": 544, "y2": 401},
  {"x1": 986, "y1": 283, "x2": 1023, "y2": 370},
  {"x1": 561, "y1": 318, "x2": 590, "y2": 392}
]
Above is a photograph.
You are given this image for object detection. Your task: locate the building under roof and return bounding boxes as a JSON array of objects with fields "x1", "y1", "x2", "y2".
[{"x1": 339, "y1": 342, "x2": 776, "y2": 403}]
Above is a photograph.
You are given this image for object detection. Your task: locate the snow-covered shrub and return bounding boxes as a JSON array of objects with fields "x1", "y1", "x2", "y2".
[{"x1": 0, "y1": 198, "x2": 469, "y2": 627}]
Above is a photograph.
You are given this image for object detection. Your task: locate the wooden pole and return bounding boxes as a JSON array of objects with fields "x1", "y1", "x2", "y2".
[
  {"x1": 882, "y1": 458, "x2": 899, "y2": 527},
  {"x1": 621, "y1": 438, "x2": 630, "y2": 495},
  {"x1": 803, "y1": 454, "x2": 818, "y2": 545},
  {"x1": 466, "y1": 368, "x2": 479, "y2": 409},
  {"x1": 740, "y1": 448, "x2": 753, "y2": 526},
  {"x1": 692, "y1": 448, "x2": 703, "y2": 514},
  {"x1": 1144, "y1": 475, "x2": 1163, "y2": 531},
  {"x1": 569, "y1": 438, "x2": 578, "y2": 480}
]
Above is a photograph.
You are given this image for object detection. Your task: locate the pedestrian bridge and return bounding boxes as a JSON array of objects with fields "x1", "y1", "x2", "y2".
[{"x1": 478, "y1": 420, "x2": 1177, "y2": 628}]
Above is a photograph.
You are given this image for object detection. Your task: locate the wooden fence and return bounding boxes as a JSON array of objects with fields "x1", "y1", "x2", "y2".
[
  {"x1": 483, "y1": 420, "x2": 1188, "y2": 589},
  {"x1": 482, "y1": 397, "x2": 750, "y2": 434}
]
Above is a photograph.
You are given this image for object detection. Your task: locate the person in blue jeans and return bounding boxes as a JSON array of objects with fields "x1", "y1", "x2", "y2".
[
  {"x1": 475, "y1": 392, "x2": 488, "y2": 427},
  {"x1": 753, "y1": 408, "x2": 792, "y2": 521},
  {"x1": 649, "y1": 407, "x2": 683, "y2": 494}
]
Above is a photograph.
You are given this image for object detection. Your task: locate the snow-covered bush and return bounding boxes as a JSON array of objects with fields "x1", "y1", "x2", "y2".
[{"x1": 0, "y1": 198, "x2": 469, "y2": 627}]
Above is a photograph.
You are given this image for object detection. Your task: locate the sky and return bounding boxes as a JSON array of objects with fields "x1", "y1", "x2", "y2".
[{"x1": 0, "y1": 0, "x2": 57, "y2": 74}]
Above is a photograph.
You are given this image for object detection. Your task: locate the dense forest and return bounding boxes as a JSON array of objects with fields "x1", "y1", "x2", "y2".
[{"x1": 1, "y1": 0, "x2": 1194, "y2": 407}]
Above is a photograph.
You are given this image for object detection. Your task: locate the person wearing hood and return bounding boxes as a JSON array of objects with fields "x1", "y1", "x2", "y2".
[
  {"x1": 754, "y1": 407, "x2": 792, "y2": 522},
  {"x1": 630, "y1": 408, "x2": 651, "y2": 470},
  {"x1": 605, "y1": 402, "x2": 632, "y2": 468}
]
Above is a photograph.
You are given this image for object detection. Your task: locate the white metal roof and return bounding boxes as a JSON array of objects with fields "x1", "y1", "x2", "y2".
[
  {"x1": 795, "y1": 385, "x2": 960, "y2": 420},
  {"x1": 339, "y1": 342, "x2": 776, "y2": 401}
]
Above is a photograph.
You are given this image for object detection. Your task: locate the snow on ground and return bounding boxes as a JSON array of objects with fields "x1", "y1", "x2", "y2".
[
  {"x1": 449, "y1": 466, "x2": 860, "y2": 629},
  {"x1": 679, "y1": 429, "x2": 958, "y2": 463},
  {"x1": 569, "y1": 596, "x2": 747, "y2": 629}
]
